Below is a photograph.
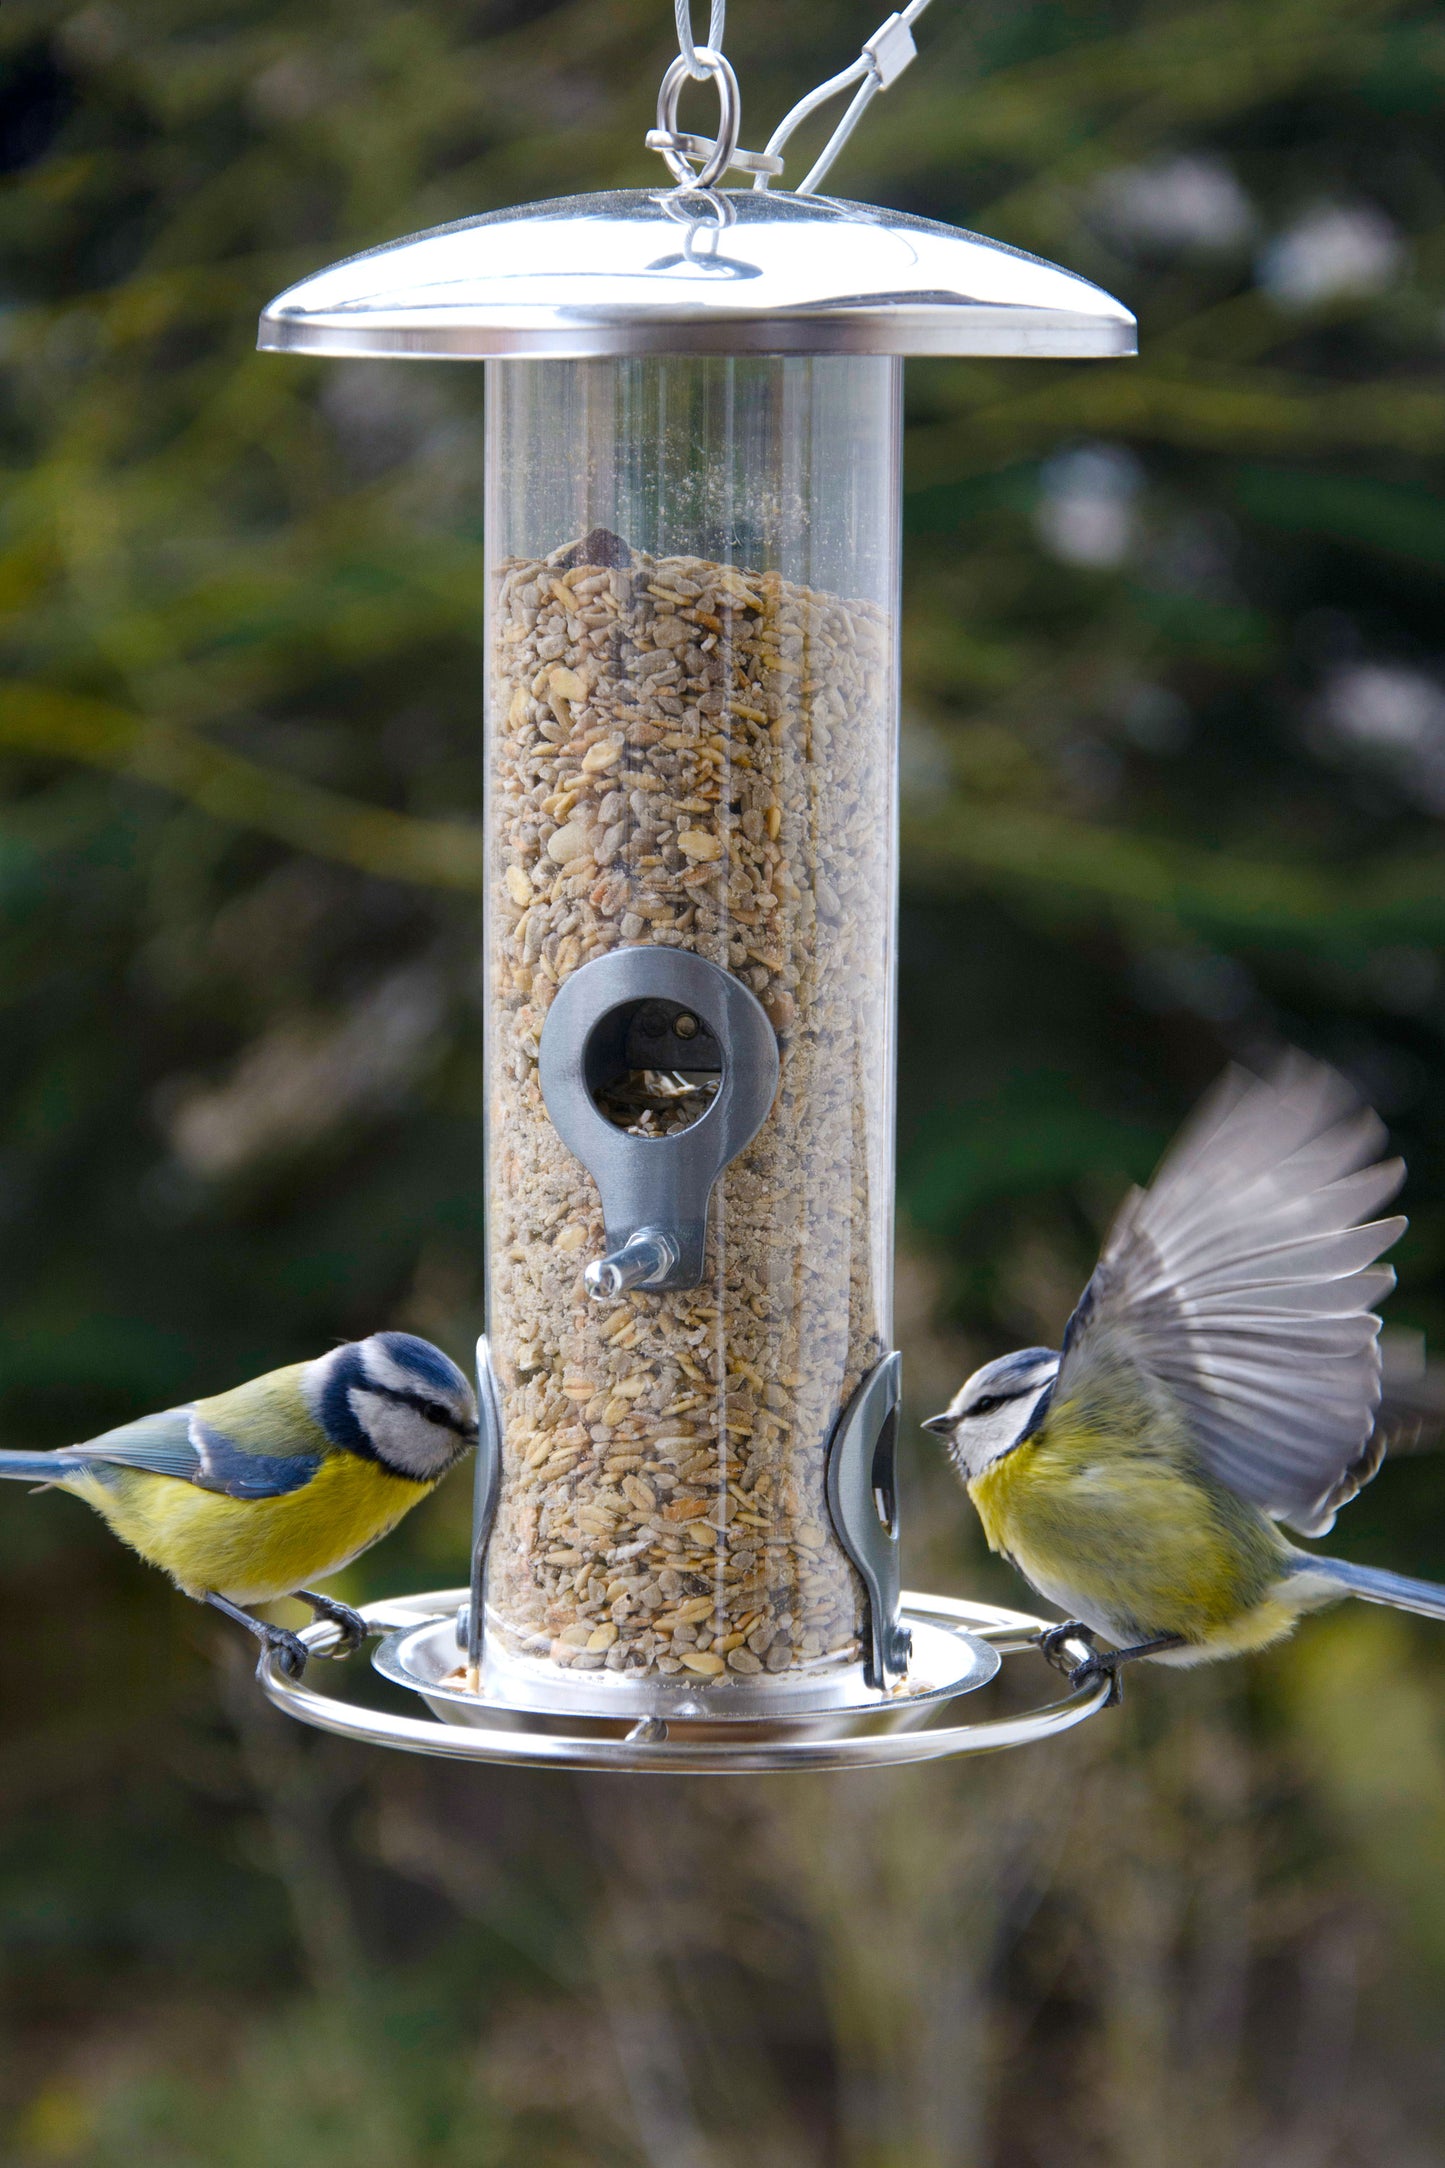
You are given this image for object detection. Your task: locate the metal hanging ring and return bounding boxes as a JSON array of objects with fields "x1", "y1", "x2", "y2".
[
  {"x1": 655, "y1": 186, "x2": 738, "y2": 231},
  {"x1": 651, "y1": 47, "x2": 743, "y2": 190}
]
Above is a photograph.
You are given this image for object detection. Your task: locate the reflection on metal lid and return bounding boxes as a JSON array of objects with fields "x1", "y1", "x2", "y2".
[{"x1": 258, "y1": 187, "x2": 1136, "y2": 361}]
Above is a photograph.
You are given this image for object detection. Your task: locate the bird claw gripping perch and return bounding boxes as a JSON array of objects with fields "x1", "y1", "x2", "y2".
[
  {"x1": 258, "y1": 1625, "x2": 310, "y2": 1683},
  {"x1": 1037, "y1": 1622, "x2": 1190, "y2": 1706},
  {"x1": 1066, "y1": 1648, "x2": 1125, "y2": 1709},
  {"x1": 1037, "y1": 1618, "x2": 1097, "y2": 1673},
  {"x1": 295, "y1": 1590, "x2": 370, "y2": 1659},
  {"x1": 1036, "y1": 1619, "x2": 1121, "y2": 1705},
  {"x1": 207, "y1": 1587, "x2": 372, "y2": 1681},
  {"x1": 250, "y1": 1604, "x2": 368, "y2": 1685}
]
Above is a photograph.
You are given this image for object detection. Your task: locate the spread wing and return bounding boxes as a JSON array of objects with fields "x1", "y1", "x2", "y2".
[
  {"x1": 70, "y1": 1406, "x2": 321, "y2": 1500},
  {"x1": 1053, "y1": 1055, "x2": 1406, "y2": 1535}
]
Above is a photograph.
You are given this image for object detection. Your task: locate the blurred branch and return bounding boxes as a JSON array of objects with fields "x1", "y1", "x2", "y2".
[
  {"x1": 5, "y1": 684, "x2": 1442, "y2": 943},
  {"x1": 904, "y1": 800, "x2": 1445, "y2": 945},
  {"x1": 0, "y1": 683, "x2": 488, "y2": 892},
  {"x1": 912, "y1": 367, "x2": 1445, "y2": 476}
]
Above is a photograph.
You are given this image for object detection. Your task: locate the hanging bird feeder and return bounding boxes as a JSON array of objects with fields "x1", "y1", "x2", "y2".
[{"x1": 253, "y1": 4, "x2": 1134, "y2": 1771}]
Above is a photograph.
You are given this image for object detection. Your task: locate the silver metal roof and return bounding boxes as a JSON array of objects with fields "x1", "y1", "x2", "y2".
[{"x1": 257, "y1": 189, "x2": 1135, "y2": 362}]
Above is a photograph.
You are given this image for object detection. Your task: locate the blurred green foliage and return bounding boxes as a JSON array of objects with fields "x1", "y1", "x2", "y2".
[{"x1": 1, "y1": 0, "x2": 1445, "y2": 2160}]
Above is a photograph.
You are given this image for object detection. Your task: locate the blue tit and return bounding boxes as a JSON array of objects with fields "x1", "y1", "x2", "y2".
[
  {"x1": 0, "y1": 1331, "x2": 476, "y2": 1676},
  {"x1": 923, "y1": 1055, "x2": 1438, "y2": 1701}
]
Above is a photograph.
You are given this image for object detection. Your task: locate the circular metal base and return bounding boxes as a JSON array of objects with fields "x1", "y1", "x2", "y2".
[
  {"x1": 377, "y1": 1612, "x2": 998, "y2": 1739},
  {"x1": 258, "y1": 1590, "x2": 1111, "y2": 1772}
]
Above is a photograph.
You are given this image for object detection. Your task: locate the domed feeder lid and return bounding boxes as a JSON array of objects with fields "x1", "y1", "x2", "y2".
[{"x1": 257, "y1": 188, "x2": 1134, "y2": 362}]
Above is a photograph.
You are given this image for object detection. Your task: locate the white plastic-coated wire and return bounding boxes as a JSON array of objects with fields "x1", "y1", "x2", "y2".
[
  {"x1": 651, "y1": 0, "x2": 945, "y2": 198},
  {"x1": 793, "y1": 71, "x2": 880, "y2": 195},
  {"x1": 757, "y1": 0, "x2": 941, "y2": 194},
  {"x1": 676, "y1": 0, "x2": 727, "y2": 77}
]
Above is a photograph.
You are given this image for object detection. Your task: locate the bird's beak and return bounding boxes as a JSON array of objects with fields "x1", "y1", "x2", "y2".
[{"x1": 921, "y1": 1412, "x2": 955, "y2": 1437}]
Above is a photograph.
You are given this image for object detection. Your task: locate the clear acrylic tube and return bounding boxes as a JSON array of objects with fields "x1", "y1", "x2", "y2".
[{"x1": 482, "y1": 354, "x2": 900, "y2": 1700}]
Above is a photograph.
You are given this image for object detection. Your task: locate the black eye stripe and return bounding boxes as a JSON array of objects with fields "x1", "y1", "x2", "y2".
[
  {"x1": 967, "y1": 1384, "x2": 1035, "y2": 1417},
  {"x1": 377, "y1": 1384, "x2": 475, "y2": 1435}
]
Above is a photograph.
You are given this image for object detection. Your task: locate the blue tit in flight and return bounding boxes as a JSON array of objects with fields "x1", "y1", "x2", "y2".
[
  {"x1": 0, "y1": 1332, "x2": 476, "y2": 1676},
  {"x1": 924, "y1": 1056, "x2": 1439, "y2": 1701}
]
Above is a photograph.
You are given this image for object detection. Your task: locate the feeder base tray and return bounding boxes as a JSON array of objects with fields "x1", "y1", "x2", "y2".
[{"x1": 258, "y1": 1591, "x2": 1111, "y2": 1771}]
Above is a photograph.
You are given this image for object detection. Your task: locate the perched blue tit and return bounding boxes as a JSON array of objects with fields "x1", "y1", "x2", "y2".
[
  {"x1": 0, "y1": 1332, "x2": 476, "y2": 1676},
  {"x1": 924, "y1": 1056, "x2": 1441, "y2": 1700}
]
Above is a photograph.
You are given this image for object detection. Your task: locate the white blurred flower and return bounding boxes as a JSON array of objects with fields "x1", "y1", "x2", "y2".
[
  {"x1": 1315, "y1": 662, "x2": 1445, "y2": 811},
  {"x1": 1092, "y1": 154, "x2": 1255, "y2": 254},
  {"x1": 1257, "y1": 203, "x2": 1404, "y2": 308},
  {"x1": 1035, "y1": 445, "x2": 1142, "y2": 569}
]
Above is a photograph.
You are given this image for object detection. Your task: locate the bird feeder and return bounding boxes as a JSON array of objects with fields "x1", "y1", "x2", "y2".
[{"x1": 253, "y1": 17, "x2": 1134, "y2": 1770}]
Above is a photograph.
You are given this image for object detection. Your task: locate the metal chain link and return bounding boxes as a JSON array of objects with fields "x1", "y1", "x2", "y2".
[{"x1": 675, "y1": 0, "x2": 726, "y2": 78}]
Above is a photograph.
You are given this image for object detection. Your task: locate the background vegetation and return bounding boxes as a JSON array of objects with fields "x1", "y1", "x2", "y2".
[{"x1": 1, "y1": 0, "x2": 1444, "y2": 2158}]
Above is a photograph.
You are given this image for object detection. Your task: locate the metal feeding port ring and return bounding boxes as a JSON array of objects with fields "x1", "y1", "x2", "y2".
[{"x1": 537, "y1": 947, "x2": 779, "y2": 1298}]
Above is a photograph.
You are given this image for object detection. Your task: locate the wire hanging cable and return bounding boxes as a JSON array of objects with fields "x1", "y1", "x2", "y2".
[
  {"x1": 755, "y1": 0, "x2": 940, "y2": 194},
  {"x1": 676, "y1": 0, "x2": 727, "y2": 77},
  {"x1": 649, "y1": 0, "x2": 943, "y2": 196}
]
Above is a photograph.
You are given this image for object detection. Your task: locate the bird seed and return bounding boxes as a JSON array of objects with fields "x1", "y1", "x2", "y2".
[{"x1": 482, "y1": 532, "x2": 895, "y2": 1688}]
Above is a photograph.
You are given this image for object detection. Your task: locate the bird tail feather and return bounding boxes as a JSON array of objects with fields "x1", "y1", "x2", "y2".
[
  {"x1": 0, "y1": 1450, "x2": 73, "y2": 1484},
  {"x1": 1291, "y1": 1550, "x2": 1445, "y2": 1621}
]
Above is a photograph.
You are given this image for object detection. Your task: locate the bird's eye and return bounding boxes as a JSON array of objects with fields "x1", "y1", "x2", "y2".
[
  {"x1": 969, "y1": 1393, "x2": 1004, "y2": 1417},
  {"x1": 419, "y1": 1400, "x2": 451, "y2": 1425}
]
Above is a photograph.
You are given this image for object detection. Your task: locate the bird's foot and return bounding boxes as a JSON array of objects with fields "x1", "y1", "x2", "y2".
[
  {"x1": 256, "y1": 1623, "x2": 310, "y2": 1682},
  {"x1": 1047, "y1": 1629, "x2": 1188, "y2": 1708},
  {"x1": 1037, "y1": 1619, "x2": 1099, "y2": 1679},
  {"x1": 1037, "y1": 1623, "x2": 1126, "y2": 1707},
  {"x1": 296, "y1": 1590, "x2": 369, "y2": 1659},
  {"x1": 1067, "y1": 1649, "x2": 1125, "y2": 1708},
  {"x1": 203, "y1": 1591, "x2": 311, "y2": 1681}
]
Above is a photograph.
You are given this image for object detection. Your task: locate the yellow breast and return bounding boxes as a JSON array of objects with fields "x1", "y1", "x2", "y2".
[
  {"x1": 969, "y1": 1416, "x2": 1288, "y2": 1649},
  {"x1": 68, "y1": 1452, "x2": 432, "y2": 1604}
]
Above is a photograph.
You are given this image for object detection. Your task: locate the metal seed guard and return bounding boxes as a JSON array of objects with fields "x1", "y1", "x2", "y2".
[{"x1": 254, "y1": 2, "x2": 1136, "y2": 1770}]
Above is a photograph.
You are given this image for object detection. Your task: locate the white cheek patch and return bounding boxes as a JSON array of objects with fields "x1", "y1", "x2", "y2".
[
  {"x1": 348, "y1": 1386, "x2": 458, "y2": 1479},
  {"x1": 953, "y1": 1396, "x2": 1046, "y2": 1481}
]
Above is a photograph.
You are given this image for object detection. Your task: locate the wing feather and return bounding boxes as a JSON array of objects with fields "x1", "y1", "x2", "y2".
[
  {"x1": 69, "y1": 1408, "x2": 205, "y2": 1482},
  {"x1": 71, "y1": 1407, "x2": 320, "y2": 1500},
  {"x1": 1054, "y1": 1057, "x2": 1405, "y2": 1534}
]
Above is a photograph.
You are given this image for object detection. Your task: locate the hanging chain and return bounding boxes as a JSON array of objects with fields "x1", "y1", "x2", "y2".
[{"x1": 647, "y1": 0, "x2": 940, "y2": 197}]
